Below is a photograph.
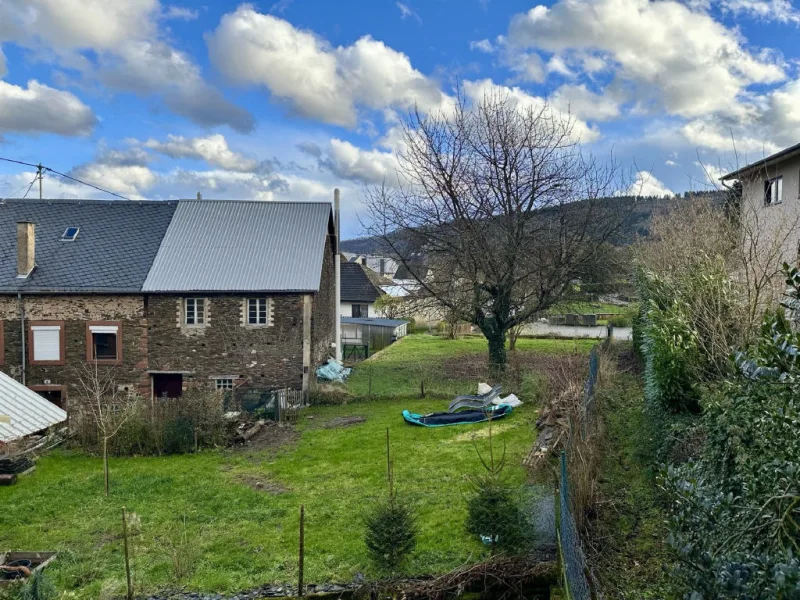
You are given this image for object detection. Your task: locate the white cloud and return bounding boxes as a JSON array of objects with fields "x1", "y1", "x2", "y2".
[
  {"x1": 718, "y1": 0, "x2": 800, "y2": 23},
  {"x1": 0, "y1": 0, "x2": 252, "y2": 131},
  {"x1": 300, "y1": 139, "x2": 400, "y2": 185},
  {"x1": 508, "y1": 0, "x2": 785, "y2": 119},
  {"x1": 161, "y1": 5, "x2": 199, "y2": 20},
  {"x1": 463, "y1": 79, "x2": 601, "y2": 143},
  {"x1": 470, "y1": 39, "x2": 494, "y2": 53},
  {"x1": 396, "y1": 2, "x2": 422, "y2": 22},
  {"x1": 0, "y1": 79, "x2": 96, "y2": 135},
  {"x1": 665, "y1": 159, "x2": 678, "y2": 167},
  {"x1": 694, "y1": 160, "x2": 728, "y2": 186},
  {"x1": 0, "y1": 0, "x2": 159, "y2": 50},
  {"x1": 141, "y1": 134, "x2": 259, "y2": 172},
  {"x1": 206, "y1": 5, "x2": 446, "y2": 127},
  {"x1": 628, "y1": 171, "x2": 674, "y2": 197},
  {"x1": 68, "y1": 163, "x2": 157, "y2": 199},
  {"x1": 550, "y1": 84, "x2": 620, "y2": 121},
  {"x1": 160, "y1": 168, "x2": 331, "y2": 202}
]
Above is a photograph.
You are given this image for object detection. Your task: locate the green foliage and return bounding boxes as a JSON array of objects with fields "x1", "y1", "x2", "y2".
[
  {"x1": 662, "y1": 268, "x2": 800, "y2": 597},
  {"x1": 20, "y1": 573, "x2": 58, "y2": 600},
  {"x1": 465, "y1": 473, "x2": 530, "y2": 554},
  {"x1": 363, "y1": 492, "x2": 418, "y2": 572},
  {"x1": 465, "y1": 423, "x2": 532, "y2": 554}
]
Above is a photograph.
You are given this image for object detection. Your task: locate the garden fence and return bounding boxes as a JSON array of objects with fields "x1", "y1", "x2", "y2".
[
  {"x1": 232, "y1": 387, "x2": 306, "y2": 422},
  {"x1": 558, "y1": 344, "x2": 600, "y2": 600}
]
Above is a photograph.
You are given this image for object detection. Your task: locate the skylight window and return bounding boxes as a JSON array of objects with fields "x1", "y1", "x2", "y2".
[{"x1": 61, "y1": 227, "x2": 79, "y2": 241}]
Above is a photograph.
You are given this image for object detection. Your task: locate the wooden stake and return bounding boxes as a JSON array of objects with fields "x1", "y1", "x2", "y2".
[
  {"x1": 420, "y1": 379, "x2": 425, "y2": 398},
  {"x1": 103, "y1": 437, "x2": 110, "y2": 497},
  {"x1": 368, "y1": 366, "x2": 373, "y2": 401},
  {"x1": 298, "y1": 504, "x2": 305, "y2": 598},
  {"x1": 121, "y1": 506, "x2": 133, "y2": 600}
]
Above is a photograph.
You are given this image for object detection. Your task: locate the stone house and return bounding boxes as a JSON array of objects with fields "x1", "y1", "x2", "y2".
[
  {"x1": 339, "y1": 260, "x2": 384, "y2": 318},
  {"x1": 0, "y1": 198, "x2": 337, "y2": 411}
]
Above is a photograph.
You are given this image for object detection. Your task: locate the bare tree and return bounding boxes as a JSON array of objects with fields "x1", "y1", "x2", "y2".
[
  {"x1": 365, "y1": 90, "x2": 632, "y2": 373},
  {"x1": 73, "y1": 363, "x2": 136, "y2": 496}
]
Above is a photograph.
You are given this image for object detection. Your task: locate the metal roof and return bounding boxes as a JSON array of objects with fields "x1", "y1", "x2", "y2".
[
  {"x1": 143, "y1": 200, "x2": 333, "y2": 292},
  {"x1": 340, "y1": 261, "x2": 382, "y2": 303},
  {"x1": 0, "y1": 199, "x2": 176, "y2": 293},
  {"x1": 341, "y1": 317, "x2": 409, "y2": 327},
  {"x1": 721, "y1": 141, "x2": 800, "y2": 180},
  {"x1": 0, "y1": 371, "x2": 67, "y2": 442}
]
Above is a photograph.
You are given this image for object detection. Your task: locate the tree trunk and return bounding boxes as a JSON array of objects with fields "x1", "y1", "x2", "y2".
[
  {"x1": 508, "y1": 327, "x2": 519, "y2": 352},
  {"x1": 486, "y1": 328, "x2": 507, "y2": 378},
  {"x1": 103, "y1": 437, "x2": 110, "y2": 497}
]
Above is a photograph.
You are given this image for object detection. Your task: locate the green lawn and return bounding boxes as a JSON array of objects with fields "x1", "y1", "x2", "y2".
[
  {"x1": 345, "y1": 334, "x2": 595, "y2": 399},
  {"x1": 1, "y1": 398, "x2": 538, "y2": 598}
]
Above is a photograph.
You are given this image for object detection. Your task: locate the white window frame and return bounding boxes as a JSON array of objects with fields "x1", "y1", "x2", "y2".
[
  {"x1": 185, "y1": 298, "x2": 206, "y2": 326},
  {"x1": 247, "y1": 297, "x2": 269, "y2": 325},
  {"x1": 765, "y1": 176, "x2": 783, "y2": 206},
  {"x1": 214, "y1": 378, "x2": 234, "y2": 391},
  {"x1": 88, "y1": 323, "x2": 120, "y2": 362}
]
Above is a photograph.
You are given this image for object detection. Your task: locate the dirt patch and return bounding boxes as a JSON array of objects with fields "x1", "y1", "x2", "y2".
[
  {"x1": 236, "y1": 421, "x2": 299, "y2": 453},
  {"x1": 321, "y1": 416, "x2": 367, "y2": 429},
  {"x1": 235, "y1": 473, "x2": 290, "y2": 495}
]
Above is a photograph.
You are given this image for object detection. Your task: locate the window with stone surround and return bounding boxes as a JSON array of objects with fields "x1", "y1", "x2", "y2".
[
  {"x1": 28, "y1": 321, "x2": 65, "y2": 365},
  {"x1": 86, "y1": 321, "x2": 122, "y2": 365},
  {"x1": 184, "y1": 298, "x2": 206, "y2": 325},
  {"x1": 214, "y1": 377, "x2": 234, "y2": 390},
  {"x1": 247, "y1": 297, "x2": 270, "y2": 325}
]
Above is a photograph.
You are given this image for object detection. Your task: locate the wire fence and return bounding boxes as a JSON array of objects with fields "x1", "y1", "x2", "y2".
[{"x1": 558, "y1": 344, "x2": 600, "y2": 600}]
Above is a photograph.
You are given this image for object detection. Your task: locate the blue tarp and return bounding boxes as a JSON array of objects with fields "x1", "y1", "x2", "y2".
[
  {"x1": 402, "y1": 404, "x2": 513, "y2": 427},
  {"x1": 316, "y1": 358, "x2": 352, "y2": 383}
]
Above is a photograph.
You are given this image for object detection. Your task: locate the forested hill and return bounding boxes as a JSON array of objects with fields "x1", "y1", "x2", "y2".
[{"x1": 341, "y1": 190, "x2": 730, "y2": 254}]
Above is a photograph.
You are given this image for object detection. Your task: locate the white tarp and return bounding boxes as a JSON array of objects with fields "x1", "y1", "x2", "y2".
[{"x1": 0, "y1": 370, "x2": 67, "y2": 442}]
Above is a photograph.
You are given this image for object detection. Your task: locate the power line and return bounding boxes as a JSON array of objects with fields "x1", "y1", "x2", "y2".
[
  {"x1": 0, "y1": 156, "x2": 130, "y2": 201},
  {"x1": 21, "y1": 174, "x2": 39, "y2": 200}
]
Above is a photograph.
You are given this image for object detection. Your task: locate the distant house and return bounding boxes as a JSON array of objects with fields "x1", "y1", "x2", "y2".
[
  {"x1": 0, "y1": 198, "x2": 337, "y2": 411},
  {"x1": 343, "y1": 253, "x2": 399, "y2": 279},
  {"x1": 340, "y1": 261, "x2": 384, "y2": 318},
  {"x1": 721, "y1": 141, "x2": 800, "y2": 266}
]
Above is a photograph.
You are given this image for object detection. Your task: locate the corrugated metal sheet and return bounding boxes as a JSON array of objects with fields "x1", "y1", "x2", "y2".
[
  {"x1": 143, "y1": 200, "x2": 333, "y2": 292},
  {"x1": 0, "y1": 371, "x2": 67, "y2": 442}
]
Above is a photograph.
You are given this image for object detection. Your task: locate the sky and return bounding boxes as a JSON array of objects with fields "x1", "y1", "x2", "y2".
[{"x1": 0, "y1": 0, "x2": 799, "y2": 238}]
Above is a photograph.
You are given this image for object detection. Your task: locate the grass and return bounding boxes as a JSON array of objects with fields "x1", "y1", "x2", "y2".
[
  {"x1": 591, "y1": 349, "x2": 675, "y2": 599},
  {"x1": 345, "y1": 333, "x2": 595, "y2": 399},
  {"x1": 0, "y1": 334, "x2": 587, "y2": 599}
]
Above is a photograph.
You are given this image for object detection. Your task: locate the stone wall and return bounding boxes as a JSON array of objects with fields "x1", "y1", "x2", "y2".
[
  {"x1": 146, "y1": 294, "x2": 305, "y2": 391},
  {"x1": 311, "y1": 231, "x2": 337, "y2": 365},
  {"x1": 0, "y1": 295, "x2": 149, "y2": 407}
]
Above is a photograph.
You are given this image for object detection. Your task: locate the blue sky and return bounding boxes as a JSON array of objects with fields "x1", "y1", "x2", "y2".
[{"x1": 1, "y1": 0, "x2": 799, "y2": 238}]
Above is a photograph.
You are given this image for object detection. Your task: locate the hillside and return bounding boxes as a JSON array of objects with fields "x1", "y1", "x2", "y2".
[{"x1": 341, "y1": 191, "x2": 729, "y2": 254}]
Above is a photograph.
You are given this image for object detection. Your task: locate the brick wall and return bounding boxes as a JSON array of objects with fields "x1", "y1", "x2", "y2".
[
  {"x1": 0, "y1": 295, "x2": 149, "y2": 407},
  {"x1": 311, "y1": 231, "x2": 337, "y2": 365},
  {"x1": 146, "y1": 294, "x2": 305, "y2": 391}
]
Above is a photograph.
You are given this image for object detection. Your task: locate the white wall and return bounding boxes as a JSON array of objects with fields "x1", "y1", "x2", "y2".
[{"x1": 340, "y1": 301, "x2": 376, "y2": 318}]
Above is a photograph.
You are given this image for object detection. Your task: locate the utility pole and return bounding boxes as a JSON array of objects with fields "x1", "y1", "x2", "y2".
[{"x1": 37, "y1": 164, "x2": 43, "y2": 199}]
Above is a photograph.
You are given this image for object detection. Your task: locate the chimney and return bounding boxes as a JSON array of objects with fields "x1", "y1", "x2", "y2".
[
  {"x1": 16, "y1": 221, "x2": 35, "y2": 278},
  {"x1": 196, "y1": 191, "x2": 202, "y2": 200}
]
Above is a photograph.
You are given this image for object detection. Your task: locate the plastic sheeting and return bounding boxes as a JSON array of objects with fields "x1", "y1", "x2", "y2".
[{"x1": 316, "y1": 358, "x2": 352, "y2": 383}]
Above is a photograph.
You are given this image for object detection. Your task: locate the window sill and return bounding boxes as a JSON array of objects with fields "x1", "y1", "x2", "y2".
[
  {"x1": 244, "y1": 323, "x2": 271, "y2": 328},
  {"x1": 29, "y1": 360, "x2": 66, "y2": 366}
]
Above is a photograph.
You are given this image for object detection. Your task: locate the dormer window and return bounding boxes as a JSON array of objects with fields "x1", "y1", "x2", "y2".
[{"x1": 61, "y1": 227, "x2": 79, "y2": 241}]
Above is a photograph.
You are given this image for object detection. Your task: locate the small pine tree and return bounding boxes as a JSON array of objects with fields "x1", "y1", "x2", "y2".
[
  {"x1": 20, "y1": 572, "x2": 57, "y2": 600},
  {"x1": 465, "y1": 418, "x2": 532, "y2": 553},
  {"x1": 364, "y1": 428, "x2": 418, "y2": 572}
]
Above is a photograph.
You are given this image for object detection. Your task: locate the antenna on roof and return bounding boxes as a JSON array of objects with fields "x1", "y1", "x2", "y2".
[{"x1": 197, "y1": 192, "x2": 202, "y2": 200}]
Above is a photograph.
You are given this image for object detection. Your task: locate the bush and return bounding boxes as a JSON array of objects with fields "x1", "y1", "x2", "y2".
[
  {"x1": 18, "y1": 573, "x2": 57, "y2": 600},
  {"x1": 364, "y1": 492, "x2": 418, "y2": 572},
  {"x1": 72, "y1": 388, "x2": 228, "y2": 456},
  {"x1": 607, "y1": 313, "x2": 631, "y2": 327}
]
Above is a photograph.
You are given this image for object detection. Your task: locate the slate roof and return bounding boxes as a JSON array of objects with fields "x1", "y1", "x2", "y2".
[
  {"x1": 0, "y1": 199, "x2": 176, "y2": 293},
  {"x1": 0, "y1": 370, "x2": 67, "y2": 442},
  {"x1": 143, "y1": 200, "x2": 333, "y2": 293},
  {"x1": 340, "y1": 261, "x2": 382, "y2": 303}
]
